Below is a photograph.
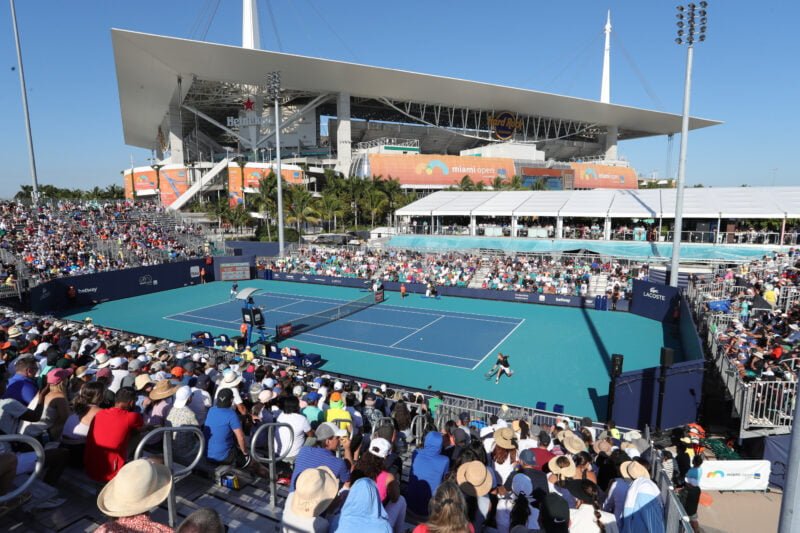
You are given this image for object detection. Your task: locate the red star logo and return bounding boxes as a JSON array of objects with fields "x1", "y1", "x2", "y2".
[{"x1": 243, "y1": 98, "x2": 255, "y2": 111}]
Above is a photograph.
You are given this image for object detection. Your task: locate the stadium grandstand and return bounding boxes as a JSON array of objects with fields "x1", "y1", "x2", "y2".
[{"x1": 2, "y1": 1, "x2": 797, "y2": 533}]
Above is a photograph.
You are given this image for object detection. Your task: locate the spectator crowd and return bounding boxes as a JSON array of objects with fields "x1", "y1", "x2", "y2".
[
  {"x1": 0, "y1": 200, "x2": 206, "y2": 285},
  {"x1": 0, "y1": 305, "x2": 711, "y2": 532}
]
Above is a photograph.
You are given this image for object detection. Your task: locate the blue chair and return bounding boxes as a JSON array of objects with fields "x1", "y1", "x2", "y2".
[
  {"x1": 216, "y1": 334, "x2": 231, "y2": 347},
  {"x1": 553, "y1": 404, "x2": 565, "y2": 414},
  {"x1": 536, "y1": 401, "x2": 547, "y2": 411}
]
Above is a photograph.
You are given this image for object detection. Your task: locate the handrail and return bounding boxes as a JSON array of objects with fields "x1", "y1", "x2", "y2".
[
  {"x1": 410, "y1": 414, "x2": 430, "y2": 448},
  {"x1": 0, "y1": 435, "x2": 45, "y2": 504},
  {"x1": 372, "y1": 417, "x2": 395, "y2": 436},
  {"x1": 250, "y1": 422, "x2": 294, "y2": 510},
  {"x1": 134, "y1": 426, "x2": 206, "y2": 528}
]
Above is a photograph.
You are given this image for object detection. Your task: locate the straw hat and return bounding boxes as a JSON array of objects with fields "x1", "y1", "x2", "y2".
[
  {"x1": 96, "y1": 459, "x2": 172, "y2": 517},
  {"x1": 592, "y1": 438, "x2": 613, "y2": 455},
  {"x1": 494, "y1": 427, "x2": 517, "y2": 450},
  {"x1": 135, "y1": 374, "x2": 154, "y2": 391},
  {"x1": 620, "y1": 461, "x2": 650, "y2": 480},
  {"x1": 149, "y1": 380, "x2": 180, "y2": 401},
  {"x1": 562, "y1": 432, "x2": 587, "y2": 455},
  {"x1": 291, "y1": 466, "x2": 338, "y2": 518},
  {"x1": 456, "y1": 461, "x2": 493, "y2": 497},
  {"x1": 548, "y1": 455, "x2": 576, "y2": 479}
]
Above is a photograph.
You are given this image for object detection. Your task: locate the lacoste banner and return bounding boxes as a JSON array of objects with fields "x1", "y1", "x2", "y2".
[
  {"x1": 630, "y1": 279, "x2": 679, "y2": 323},
  {"x1": 699, "y1": 460, "x2": 770, "y2": 491}
]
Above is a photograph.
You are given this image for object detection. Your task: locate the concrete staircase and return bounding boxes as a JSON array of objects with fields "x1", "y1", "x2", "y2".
[
  {"x1": 468, "y1": 257, "x2": 494, "y2": 288},
  {"x1": 587, "y1": 273, "x2": 609, "y2": 297}
]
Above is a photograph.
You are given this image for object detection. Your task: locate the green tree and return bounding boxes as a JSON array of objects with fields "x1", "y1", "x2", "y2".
[
  {"x1": 206, "y1": 199, "x2": 231, "y2": 229},
  {"x1": 507, "y1": 175, "x2": 525, "y2": 190},
  {"x1": 228, "y1": 203, "x2": 252, "y2": 232},
  {"x1": 252, "y1": 171, "x2": 278, "y2": 241},
  {"x1": 375, "y1": 176, "x2": 406, "y2": 227},
  {"x1": 475, "y1": 181, "x2": 485, "y2": 191},
  {"x1": 285, "y1": 185, "x2": 320, "y2": 242},
  {"x1": 14, "y1": 185, "x2": 33, "y2": 202},
  {"x1": 530, "y1": 178, "x2": 546, "y2": 191},
  {"x1": 458, "y1": 175, "x2": 475, "y2": 191},
  {"x1": 343, "y1": 175, "x2": 366, "y2": 228},
  {"x1": 360, "y1": 184, "x2": 388, "y2": 227},
  {"x1": 491, "y1": 176, "x2": 505, "y2": 190},
  {"x1": 316, "y1": 189, "x2": 345, "y2": 231}
]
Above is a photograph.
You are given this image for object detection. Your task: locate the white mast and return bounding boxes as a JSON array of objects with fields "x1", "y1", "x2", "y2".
[
  {"x1": 242, "y1": 0, "x2": 260, "y2": 50},
  {"x1": 600, "y1": 10, "x2": 611, "y2": 103}
]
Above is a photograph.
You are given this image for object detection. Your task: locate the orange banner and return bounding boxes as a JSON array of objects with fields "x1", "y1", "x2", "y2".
[
  {"x1": 569, "y1": 163, "x2": 638, "y2": 189},
  {"x1": 228, "y1": 165, "x2": 305, "y2": 206},
  {"x1": 123, "y1": 168, "x2": 190, "y2": 206},
  {"x1": 367, "y1": 154, "x2": 517, "y2": 186}
]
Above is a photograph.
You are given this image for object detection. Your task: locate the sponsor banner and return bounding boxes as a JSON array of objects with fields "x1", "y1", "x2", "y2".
[
  {"x1": 276, "y1": 323, "x2": 293, "y2": 340},
  {"x1": 123, "y1": 168, "x2": 191, "y2": 206},
  {"x1": 269, "y1": 272, "x2": 598, "y2": 309},
  {"x1": 699, "y1": 460, "x2": 770, "y2": 491},
  {"x1": 630, "y1": 279, "x2": 680, "y2": 323},
  {"x1": 30, "y1": 258, "x2": 210, "y2": 314},
  {"x1": 375, "y1": 289, "x2": 385, "y2": 303},
  {"x1": 367, "y1": 154, "x2": 516, "y2": 187},
  {"x1": 569, "y1": 163, "x2": 638, "y2": 189},
  {"x1": 220, "y1": 262, "x2": 251, "y2": 281},
  {"x1": 190, "y1": 266, "x2": 200, "y2": 278}
]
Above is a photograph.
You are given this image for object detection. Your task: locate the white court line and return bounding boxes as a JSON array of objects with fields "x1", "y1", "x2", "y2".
[
  {"x1": 300, "y1": 331, "x2": 477, "y2": 362},
  {"x1": 291, "y1": 337, "x2": 474, "y2": 371},
  {"x1": 470, "y1": 318, "x2": 526, "y2": 371},
  {"x1": 269, "y1": 300, "x2": 305, "y2": 313},
  {"x1": 269, "y1": 309, "x2": 417, "y2": 330},
  {"x1": 164, "y1": 315, "x2": 239, "y2": 330},
  {"x1": 174, "y1": 313, "x2": 240, "y2": 326},
  {"x1": 390, "y1": 316, "x2": 444, "y2": 347}
]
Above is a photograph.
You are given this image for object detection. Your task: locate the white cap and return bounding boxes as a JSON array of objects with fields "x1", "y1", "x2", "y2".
[
  {"x1": 368, "y1": 437, "x2": 391, "y2": 459},
  {"x1": 173, "y1": 386, "x2": 193, "y2": 409},
  {"x1": 109, "y1": 357, "x2": 127, "y2": 369},
  {"x1": 263, "y1": 378, "x2": 276, "y2": 389},
  {"x1": 333, "y1": 380, "x2": 343, "y2": 391},
  {"x1": 292, "y1": 385, "x2": 304, "y2": 397}
]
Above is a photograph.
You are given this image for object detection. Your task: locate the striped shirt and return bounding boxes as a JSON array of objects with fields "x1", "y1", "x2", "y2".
[{"x1": 289, "y1": 446, "x2": 350, "y2": 491}]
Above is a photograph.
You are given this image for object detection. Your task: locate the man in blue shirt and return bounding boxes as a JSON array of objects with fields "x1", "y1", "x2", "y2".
[
  {"x1": 289, "y1": 422, "x2": 352, "y2": 491},
  {"x1": 203, "y1": 388, "x2": 268, "y2": 477},
  {"x1": 3, "y1": 357, "x2": 39, "y2": 405}
]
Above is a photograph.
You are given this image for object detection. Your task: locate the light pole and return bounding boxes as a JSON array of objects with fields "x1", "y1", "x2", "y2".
[
  {"x1": 10, "y1": 0, "x2": 40, "y2": 205},
  {"x1": 267, "y1": 71, "x2": 285, "y2": 256},
  {"x1": 669, "y1": 1, "x2": 707, "y2": 287},
  {"x1": 150, "y1": 162, "x2": 164, "y2": 206}
]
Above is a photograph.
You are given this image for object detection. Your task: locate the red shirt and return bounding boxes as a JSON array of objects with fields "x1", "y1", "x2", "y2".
[
  {"x1": 530, "y1": 447, "x2": 556, "y2": 471},
  {"x1": 84, "y1": 407, "x2": 143, "y2": 482}
]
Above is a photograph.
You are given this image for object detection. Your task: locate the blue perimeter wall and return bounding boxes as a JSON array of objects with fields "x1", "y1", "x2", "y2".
[{"x1": 226, "y1": 241, "x2": 280, "y2": 258}]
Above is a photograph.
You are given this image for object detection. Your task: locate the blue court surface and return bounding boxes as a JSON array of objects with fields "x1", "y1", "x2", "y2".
[
  {"x1": 165, "y1": 292, "x2": 523, "y2": 370},
  {"x1": 61, "y1": 280, "x2": 682, "y2": 419}
]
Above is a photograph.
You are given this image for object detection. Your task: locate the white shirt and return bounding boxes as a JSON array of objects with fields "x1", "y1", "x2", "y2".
[
  {"x1": 570, "y1": 504, "x2": 619, "y2": 533},
  {"x1": 189, "y1": 387, "x2": 213, "y2": 424},
  {"x1": 275, "y1": 412, "x2": 311, "y2": 458},
  {"x1": 109, "y1": 369, "x2": 130, "y2": 393}
]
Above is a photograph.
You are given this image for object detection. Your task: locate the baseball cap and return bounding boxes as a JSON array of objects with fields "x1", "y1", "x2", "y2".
[
  {"x1": 173, "y1": 386, "x2": 193, "y2": 409},
  {"x1": 305, "y1": 392, "x2": 321, "y2": 403},
  {"x1": 540, "y1": 493, "x2": 570, "y2": 531},
  {"x1": 46, "y1": 368, "x2": 72, "y2": 384},
  {"x1": 96, "y1": 367, "x2": 112, "y2": 379},
  {"x1": 519, "y1": 448, "x2": 537, "y2": 466},
  {"x1": 368, "y1": 437, "x2": 391, "y2": 459},
  {"x1": 315, "y1": 422, "x2": 347, "y2": 441},
  {"x1": 538, "y1": 431, "x2": 551, "y2": 446},
  {"x1": 333, "y1": 380, "x2": 343, "y2": 391}
]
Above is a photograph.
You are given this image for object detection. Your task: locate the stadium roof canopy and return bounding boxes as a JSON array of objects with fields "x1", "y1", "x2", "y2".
[
  {"x1": 111, "y1": 29, "x2": 721, "y2": 150},
  {"x1": 395, "y1": 187, "x2": 800, "y2": 219}
]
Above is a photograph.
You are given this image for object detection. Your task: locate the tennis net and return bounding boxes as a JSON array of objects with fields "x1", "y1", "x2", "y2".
[{"x1": 275, "y1": 289, "x2": 384, "y2": 340}]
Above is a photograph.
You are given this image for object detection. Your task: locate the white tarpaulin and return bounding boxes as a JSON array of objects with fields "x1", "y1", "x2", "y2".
[{"x1": 697, "y1": 460, "x2": 770, "y2": 491}]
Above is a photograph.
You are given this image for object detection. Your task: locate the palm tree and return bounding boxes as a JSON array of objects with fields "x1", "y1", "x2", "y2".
[
  {"x1": 14, "y1": 185, "x2": 33, "y2": 201},
  {"x1": 360, "y1": 185, "x2": 388, "y2": 227},
  {"x1": 252, "y1": 172, "x2": 277, "y2": 241},
  {"x1": 530, "y1": 178, "x2": 547, "y2": 191},
  {"x1": 206, "y1": 199, "x2": 231, "y2": 230},
  {"x1": 343, "y1": 175, "x2": 365, "y2": 228},
  {"x1": 285, "y1": 185, "x2": 320, "y2": 242},
  {"x1": 507, "y1": 175, "x2": 525, "y2": 190},
  {"x1": 458, "y1": 175, "x2": 475, "y2": 191},
  {"x1": 475, "y1": 181, "x2": 485, "y2": 191},
  {"x1": 377, "y1": 176, "x2": 405, "y2": 227},
  {"x1": 88, "y1": 186, "x2": 103, "y2": 199},
  {"x1": 228, "y1": 204, "x2": 252, "y2": 233},
  {"x1": 316, "y1": 189, "x2": 345, "y2": 231},
  {"x1": 491, "y1": 176, "x2": 505, "y2": 190},
  {"x1": 104, "y1": 184, "x2": 125, "y2": 199}
]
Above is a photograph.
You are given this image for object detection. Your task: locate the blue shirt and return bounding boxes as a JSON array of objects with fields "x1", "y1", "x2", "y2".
[
  {"x1": 203, "y1": 406, "x2": 241, "y2": 461},
  {"x1": 289, "y1": 446, "x2": 350, "y2": 491},
  {"x1": 4, "y1": 374, "x2": 38, "y2": 405}
]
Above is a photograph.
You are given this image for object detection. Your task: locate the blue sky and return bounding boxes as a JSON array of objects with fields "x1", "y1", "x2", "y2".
[{"x1": 1, "y1": 0, "x2": 797, "y2": 197}]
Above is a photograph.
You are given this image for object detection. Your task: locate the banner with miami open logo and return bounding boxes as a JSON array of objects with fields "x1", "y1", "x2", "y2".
[
  {"x1": 699, "y1": 460, "x2": 770, "y2": 491},
  {"x1": 569, "y1": 162, "x2": 638, "y2": 189},
  {"x1": 367, "y1": 154, "x2": 516, "y2": 187}
]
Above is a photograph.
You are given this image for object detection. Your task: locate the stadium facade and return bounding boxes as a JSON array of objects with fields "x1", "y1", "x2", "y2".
[{"x1": 113, "y1": 2, "x2": 720, "y2": 209}]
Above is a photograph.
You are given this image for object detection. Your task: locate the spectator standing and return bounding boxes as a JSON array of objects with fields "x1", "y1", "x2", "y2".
[
  {"x1": 620, "y1": 461, "x2": 664, "y2": 533},
  {"x1": 95, "y1": 459, "x2": 173, "y2": 533},
  {"x1": 84, "y1": 387, "x2": 143, "y2": 482},
  {"x1": 407, "y1": 431, "x2": 449, "y2": 517}
]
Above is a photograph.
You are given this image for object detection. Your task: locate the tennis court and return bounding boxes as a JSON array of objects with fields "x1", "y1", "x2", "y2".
[
  {"x1": 61, "y1": 279, "x2": 681, "y2": 419},
  {"x1": 165, "y1": 291, "x2": 523, "y2": 370}
]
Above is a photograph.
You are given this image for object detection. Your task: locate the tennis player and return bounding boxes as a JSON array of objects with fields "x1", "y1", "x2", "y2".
[
  {"x1": 486, "y1": 353, "x2": 513, "y2": 384},
  {"x1": 230, "y1": 282, "x2": 239, "y2": 300}
]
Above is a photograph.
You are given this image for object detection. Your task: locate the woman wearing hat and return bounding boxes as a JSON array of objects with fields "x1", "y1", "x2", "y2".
[
  {"x1": 281, "y1": 466, "x2": 339, "y2": 533},
  {"x1": 351, "y1": 437, "x2": 406, "y2": 533},
  {"x1": 165, "y1": 386, "x2": 200, "y2": 464},
  {"x1": 144, "y1": 379, "x2": 180, "y2": 427},
  {"x1": 21, "y1": 368, "x2": 73, "y2": 443},
  {"x1": 95, "y1": 459, "x2": 173, "y2": 533},
  {"x1": 491, "y1": 427, "x2": 518, "y2": 484},
  {"x1": 454, "y1": 460, "x2": 493, "y2": 531}
]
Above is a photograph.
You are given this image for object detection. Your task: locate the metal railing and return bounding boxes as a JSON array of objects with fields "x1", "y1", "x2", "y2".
[
  {"x1": 740, "y1": 380, "x2": 797, "y2": 435},
  {"x1": 134, "y1": 426, "x2": 206, "y2": 528},
  {"x1": 0, "y1": 435, "x2": 45, "y2": 504},
  {"x1": 250, "y1": 422, "x2": 294, "y2": 510}
]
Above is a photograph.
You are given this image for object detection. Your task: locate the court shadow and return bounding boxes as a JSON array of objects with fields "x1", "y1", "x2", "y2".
[
  {"x1": 588, "y1": 387, "x2": 609, "y2": 420},
  {"x1": 579, "y1": 307, "x2": 612, "y2": 377}
]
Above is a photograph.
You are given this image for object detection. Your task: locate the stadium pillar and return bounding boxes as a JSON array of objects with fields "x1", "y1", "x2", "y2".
[
  {"x1": 511, "y1": 217, "x2": 518, "y2": 238},
  {"x1": 168, "y1": 102, "x2": 184, "y2": 165},
  {"x1": 603, "y1": 217, "x2": 611, "y2": 240},
  {"x1": 779, "y1": 396, "x2": 800, "y2": 532},
  {"x1": 470, "y1": 215, "x2": 476, "y2": 236},
  {"x1": 604, "y1": 125, "x2": 618, "y2": 160},
  {"x1": 336, "y1": 93, "x2": 352, "y2": 176},
  {"x1": 556, "y1": 217, "x2": 563, "y2": 239}
]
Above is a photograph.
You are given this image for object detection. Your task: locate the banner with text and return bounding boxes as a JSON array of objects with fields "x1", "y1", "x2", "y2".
[
  {"x1": 698, "y1": 460, "x2": 770, "y2": 491},
  {"x1": 630, "y1": 279, "x2": 680, "y2": 323}
]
